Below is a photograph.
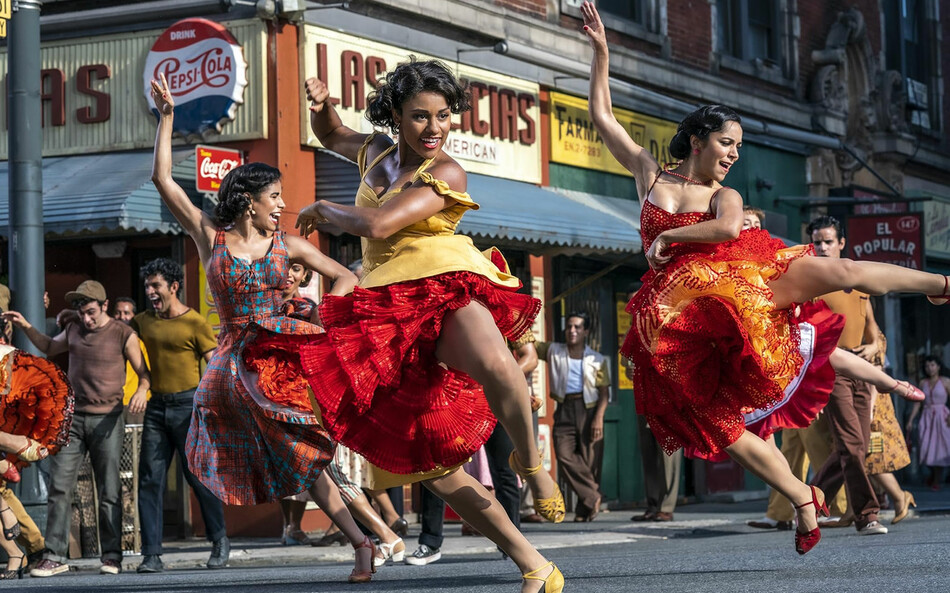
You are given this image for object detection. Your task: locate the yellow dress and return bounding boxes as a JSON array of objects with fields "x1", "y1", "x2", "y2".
[{"x1": 244, "y1": 134, "x2": 541, "y2": 485}]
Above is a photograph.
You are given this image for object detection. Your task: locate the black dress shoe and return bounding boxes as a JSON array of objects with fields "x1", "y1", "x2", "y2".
[
  {"x1": 389, "y1": 517, "x2": 409, "y2": 538},
  {"x1": 631, "y1": 511, "x2": 657, "y2": 522},
  {"x1": 207, "y1": 536, "x2": 230, "y2": 569}
]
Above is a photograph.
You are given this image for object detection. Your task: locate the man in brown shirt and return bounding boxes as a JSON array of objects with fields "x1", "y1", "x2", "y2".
[
  {"x1": 806, "y1": 216, "x2": 889, "y2": 536},
  {"x1": 4, "y1": 280, "x2": 150, "y2": 576}
]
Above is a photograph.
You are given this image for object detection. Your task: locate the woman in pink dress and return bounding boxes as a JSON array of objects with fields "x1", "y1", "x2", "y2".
[{"x1": 908, "y1": 356, "x2": 950, "y2": 489}]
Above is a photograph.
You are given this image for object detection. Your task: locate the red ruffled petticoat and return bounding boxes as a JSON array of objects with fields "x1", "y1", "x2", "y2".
[
  {"x1": 623, "y1": 229, "x2": 824, "y2": 459},
  {"x1": 244, "y1": 271, "x2": 540, "y2": 475},
  {"x1": 684, "y1": 301, "x2": 844, "y2": 460},
  {"x1": 0, "y1": 350, "x2": 74, "y2": 468}
]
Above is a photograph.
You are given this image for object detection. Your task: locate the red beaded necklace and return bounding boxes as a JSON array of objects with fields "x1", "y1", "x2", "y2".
[{"x1": 663, "y1": 167, "x2": 712, "y2": 186}]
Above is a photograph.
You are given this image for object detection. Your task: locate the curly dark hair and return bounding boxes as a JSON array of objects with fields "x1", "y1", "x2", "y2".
[
  {"x1": 214, "y1": 162, "x2": 282, "y2": 226},
  {"x1": 806, "y1": 215, "x2": 844, "y2": 240},
  {"x1": 141, "y1": 257, "x2": 183, "y2": 290},
  {"x1": 669, "y1": 105, "x2": 742, "y2": 160},
  {"x1": 366, "y1": 57, "x2": 471, "y2": 132}
]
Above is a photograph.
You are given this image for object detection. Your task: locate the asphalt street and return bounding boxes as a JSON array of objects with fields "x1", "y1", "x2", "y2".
[{"x1": 8, "y1": 503, "x2": 950, "y2": 593}]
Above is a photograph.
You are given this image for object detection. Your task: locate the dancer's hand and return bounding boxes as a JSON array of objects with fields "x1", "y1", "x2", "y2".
[
  {"x1": 150, "y1": 73, "x2": 175, "y2": 116},
  {"x1": 645, "y1": 233, "x2": 672, "y2": 269},
  {"x1": 305, "y1": 77, "x2": 330, "y2": 114},
  {"x1": 296, "y1": 202, "x2": 329, "y2": 238},
  {"x1": 580, "y1": 1, "x2": 608, "y2": 53}
]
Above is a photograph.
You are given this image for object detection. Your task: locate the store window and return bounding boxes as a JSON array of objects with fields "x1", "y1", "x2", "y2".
[{"x1": 884, "y1": 0, "x2": 938, "y2": 129}]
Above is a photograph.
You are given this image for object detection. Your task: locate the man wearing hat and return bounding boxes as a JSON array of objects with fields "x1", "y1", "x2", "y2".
[{"x1": 3, "y1": 280, "x2": 150, "y2": 577}]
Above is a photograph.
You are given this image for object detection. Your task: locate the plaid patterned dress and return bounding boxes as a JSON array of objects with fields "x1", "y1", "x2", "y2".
[{"x1": 185, "y1": 229, "x2": 334, "y2": 505}]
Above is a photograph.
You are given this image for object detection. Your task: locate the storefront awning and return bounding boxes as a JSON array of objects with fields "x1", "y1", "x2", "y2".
[
  {"x1": 0, "y1": 150, "x2": 198, "y2": 237},
  {"x1": 315, "y1": 150, "x2": 642, "y2": 254}
]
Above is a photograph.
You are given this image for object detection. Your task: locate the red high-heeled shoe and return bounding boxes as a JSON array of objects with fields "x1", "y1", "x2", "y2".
[
  {"x1": 794, "y1": 485, "x2": 828, "y2": 555},
  {"x1": 890, "y1": 380, "x2": 925, "y2": 402},
  {"x1": 928, "y1": 275, "x2": 950, "y2": 305},
  {"x1": 0, "y1": 461, "x2": 20, "y2": 484},
  {"x1": 348, "y1": 535, "x2": 376, "y2": 583}
]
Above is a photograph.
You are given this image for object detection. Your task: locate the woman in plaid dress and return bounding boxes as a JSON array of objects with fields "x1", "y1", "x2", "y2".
[{"x1": 149, "y1": 76, "x2": 385, "y2": 583}]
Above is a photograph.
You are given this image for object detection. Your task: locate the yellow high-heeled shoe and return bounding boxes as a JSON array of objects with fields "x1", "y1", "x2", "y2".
[
  {"x1": 12, "y1": 438, "x2": 47, "y2": 463},
  {"x1": 892, "y1": 491, "x2": 917, "y2": 524},
  {"x1": 509, "y1": 451, "x2": 565, "y2": 524},
  {"x1": 522, "y1": 561, "x2": 564, "y2": 593}
]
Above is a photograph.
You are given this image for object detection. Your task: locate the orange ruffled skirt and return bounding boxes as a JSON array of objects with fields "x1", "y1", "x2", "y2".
[
  {"x1": 0, "y1": 348, "x2": 74, "y2": 468},
  {"x1": 623, "y1": 230, "x2": 840, "y2": 459},
  {"x1": 244, "y1": 271, "x2": 540, "y2": 475}
]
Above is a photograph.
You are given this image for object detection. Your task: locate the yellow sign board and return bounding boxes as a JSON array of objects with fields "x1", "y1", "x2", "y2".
[
  {"x1": 0, "y1": 0, "x2": 9, "y2": 20},
  {"x1": 0, "y1": 19, "x2": 6, "y2": 40},
  {"x1": 298, "y1": 24, "x2": 542, "y2": 184},
  {"x1": 549, "y1": 91, "x2": 678, "y2": 177}
]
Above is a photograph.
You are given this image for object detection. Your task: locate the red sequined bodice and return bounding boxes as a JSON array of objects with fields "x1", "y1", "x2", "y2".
[{"x1": 639, "y1": 199, "x2": 712, "y2": 252}]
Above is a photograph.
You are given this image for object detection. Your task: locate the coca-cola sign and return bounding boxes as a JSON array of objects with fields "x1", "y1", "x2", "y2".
[
  {"x1": 195, "y1": 145, "x2": 243, "y2": 193},
  {"x1": 143, "y1": 18, "x2": 248, "y2": 138}
]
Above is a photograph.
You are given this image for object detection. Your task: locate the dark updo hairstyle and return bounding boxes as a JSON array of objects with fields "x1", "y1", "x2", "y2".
[
  {"x1": 668, "y1": 105, "x2": 742, "y2": 160},
  {"x1": 923, "y1": 355, "x2": 948, "y2": 378},
  {"x1": 365, "y1": 56, "x2": 471, "y2": 133},
  {"x1": 214, "y1": 162, "x2": 282, "y2": 226}
]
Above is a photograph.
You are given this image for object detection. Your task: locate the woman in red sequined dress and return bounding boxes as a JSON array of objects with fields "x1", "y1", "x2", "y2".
[{"x1": 582, "y1": 1, "x2": 947, "y2": 555}]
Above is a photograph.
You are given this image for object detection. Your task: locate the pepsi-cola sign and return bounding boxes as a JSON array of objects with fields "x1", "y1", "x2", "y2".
[{"x1": 144, "y1": 18, "x2": 248, "y2": 138}]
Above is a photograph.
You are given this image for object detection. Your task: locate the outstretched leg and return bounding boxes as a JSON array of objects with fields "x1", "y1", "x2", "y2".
[
  {"x1": 309, "y1": 472, "x2": 373, "y2": 580},
  {"x1": 435, "y1": 302, "x2": 561, "y2": 520},
  {"x1": 424, "y1": 470, "x2": 556, "y2": 593},
  {"x1": 726, "y1": 431, "x2": 820, "y2": 537},
  {"x1": 769, "y1": 256, "x2": 946, "y2": 310}
]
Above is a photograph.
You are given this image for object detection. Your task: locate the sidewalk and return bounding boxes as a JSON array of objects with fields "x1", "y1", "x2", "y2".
[{"x1": 62, "y1": 485, "x2": 950, "y2": 573}]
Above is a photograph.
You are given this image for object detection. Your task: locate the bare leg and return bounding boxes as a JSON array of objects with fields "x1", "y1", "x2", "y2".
[
  {"x1": 424, "y1": 470, "x2": 552, "y2": 593},
  {"x1": 725, "y1": 431, "x2": 818, "y2": 535},
  {"x1": 0, "y1": 499, "x2": 24, "y2": 573},
  {"x1": 309, "y1": 472, "x2": 372, "y2": 576},
  {"x1": 279, "y1": 499, "x2": 306, "y2": 531},
  {"x1": 366, "y1": 488, "x2": 400, "y2": 525},
  {"x1": 870, "y1": 473, "x2": 901, "y2": 507},
  {"x1": 347, "y1": 494, "x2": 400, "y2": 545},
  {"x1": 0, "y1": 433, "x2": 45, "y2": 459},
  {"x1": 764, "y1": 434, "x2": 792, "y2": 471},
  {"x1": 435, "y1": 303, "x2": 558, "y2": 513},
  {"x1": 769, "y1": 256, "x2": 946, "y2": 310}
]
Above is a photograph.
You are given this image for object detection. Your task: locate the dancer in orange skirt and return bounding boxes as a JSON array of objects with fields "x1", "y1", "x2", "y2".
[
  {"x1": 582, "y1": 1, "x2": 947, "y2": 556},
  {"x1": 244, "y1": 58, "x2": 564, "y2": 592}
]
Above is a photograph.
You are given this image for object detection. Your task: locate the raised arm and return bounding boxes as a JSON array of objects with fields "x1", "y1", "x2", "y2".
[
  {"x1": 284, "y1": 235, "x2": 359, "y2": 297},
  {"x1": 581, "y1": 2, "x2": 659, "y2": 198},
  {"x1": 645, "y1": 188, "x2": 744, "y2": 269},
  {"x1": 306, "y1": 77, "x2": 376, "y2": 163},
  {"x1": 296, "y1": 162, "x2": 458, "y2": 240},
  {"x1": 1, "y1": 310, "x2": 68, "y2": 357},
  {"x1": 150, "y1": 74, "x2": 216, "y2": 262}
]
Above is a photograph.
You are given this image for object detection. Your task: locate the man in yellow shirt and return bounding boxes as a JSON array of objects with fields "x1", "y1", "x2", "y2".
[{"x1": 131, "y1": 259, "x2": 226, "y2": 573}]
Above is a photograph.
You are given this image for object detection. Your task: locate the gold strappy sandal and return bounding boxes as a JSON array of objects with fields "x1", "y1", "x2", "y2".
[
  {"x1": 509, "y1": 451, "x2": 565, "y2": 524},
  {"x1": 13, "y1": 438, "x2": 47, "y2": 463},
  {"x1": 522, "y1": 561, "x2": 564, "y2": 593}
]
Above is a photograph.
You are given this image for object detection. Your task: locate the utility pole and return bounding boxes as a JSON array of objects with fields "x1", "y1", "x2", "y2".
[
  {"x1": 8, "y1": 0, "x2": 44, "y2": 355},
  {"x1": 7, "y1": 0, "x2": 46, "y2": 516}
]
